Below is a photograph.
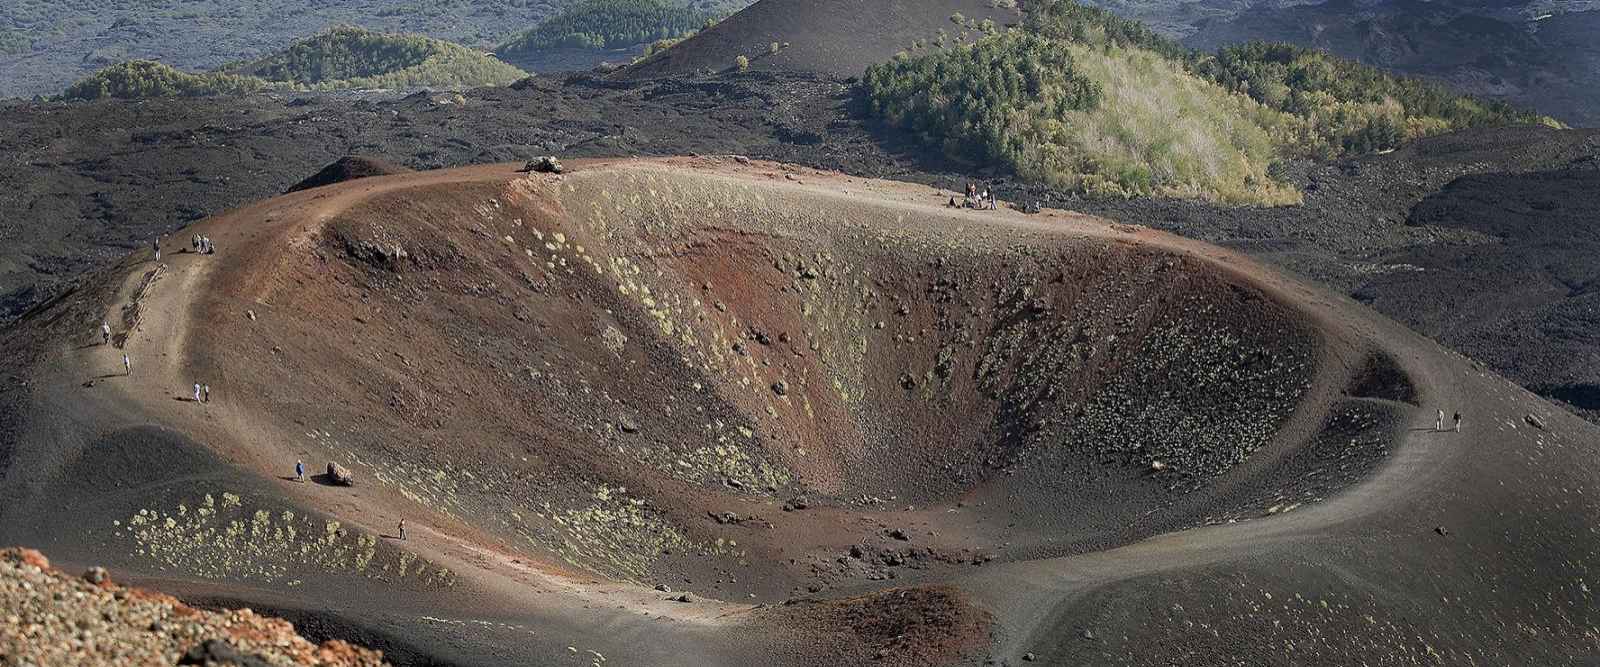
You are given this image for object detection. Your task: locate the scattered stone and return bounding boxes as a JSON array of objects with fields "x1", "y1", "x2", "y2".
[
  {"x1": 1023, "y1": 652, "x2": 1037, "y2": 662},
  {"x1": 1150, "y1": 460, "x2": 1169, "y2": 472},
  {"x1": 523, "y1": 156, "x2": 564, "y2": 174},
  {"x1": 655, "y1": 584, "x2": 673, "y2": 592},
  {"x1": 725, "y1": 478, "x2": 745, "y2": 490},
  {"x1": 888, "y1": 528, "x2": 910, "y2": 541},
  {"x1": 179, "y1": 639, "x2": 273, "y2": 667},
  {"x1": 1435, "y1": 526, "x2": 1450, "y2": 536},
  {"x1": 1526, "y1": 413, "x2": 1546, "y2": 430},
  {"x1": 618, "y1": 416, "x2": 640, "y2": 434},
  {"x1": 1081, "y1": 628, "x2": 1095, "y2": 640},
  {"x1": 732, "y1": 155, "x2": 751, "y2": 165},
  {"x1": 710, "y1": 511, "x2": 743, "y2": 525},
  {"x1": 771, "y1": 380, "x2": 789, "y2": 396},
  {"x1": 245, "y1": 309, "x2": 256, "y2": 322},
  {"x1": 670, "y1": 593, "x2": 694, "y2": 603},
  {"x1": 82, "y1": 567, "x2": 109, "y2": 585},
  {"x1": 782, "y1": 497, "x2": 809, "y2": 511}
]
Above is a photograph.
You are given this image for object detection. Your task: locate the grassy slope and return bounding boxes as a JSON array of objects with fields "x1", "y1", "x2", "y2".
[{"x1": 1055, "y1": 44, "x2": 1298, "y2": 204}]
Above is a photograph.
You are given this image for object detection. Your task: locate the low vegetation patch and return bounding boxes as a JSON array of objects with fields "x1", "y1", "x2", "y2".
[
  {"x1": 865, "y1": 0, "x2": 1559, "y2": 205},
  {"x1": 60, "y1": 26, "x2": 526, "y2": 101}
]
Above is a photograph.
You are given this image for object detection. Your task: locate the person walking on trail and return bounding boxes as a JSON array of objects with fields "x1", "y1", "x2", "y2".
[
  {"x1": 1453, "y1": 411, "x2": 1462, "y2": 432},
  {"x1": 153, "y1": 236, "x2": 161, "y2": 263},
  {"x1": 295, "y1": 460, "x2": 305, "y2": 482},
  {"x1": 989, "y1": 190, "x2": 998, "y2": 211},
  {"x1": 194, "y1": 383, "x2": 202, "y2": 402},
  {"x1": 100, "y1": 321, "x2": 110, "y2": 346},
  {"x1": 192, "y1": 234, "x2": 199, "y2": 251},
  {"x1": 398, "y1": 518, "x2": 407, "y2": 541},
  {"x1": 122, "y1": 354, "x2": 131, "y2": 376},
  {"x1": 202, "y1": 384, "x2": 210, "y2": 403},
  {"x1": 1436, "y1": 409, "x2": 1445, "y2": 432}
]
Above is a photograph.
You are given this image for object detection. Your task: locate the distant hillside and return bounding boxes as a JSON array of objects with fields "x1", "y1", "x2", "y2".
[
  {"x1": 495, "y1": 0, "x2": 749, "y2": 73},
  {"x1": 0, "y1": 0, "x2": 573, "y2": 100},
  {"x1": 501, "y1": 0, "x2": 722, "y2": 54},
  {"x1": 863, "y1": 0, "x2": 1557, "y2": 205},
  {"x1": 227, "y1": 26, "x2": 527, "y2": 90},
  {"x1": 619, "y1": 0, "x2": 1021, "y2": 79},
  {"x1": 59, "y1": 27, "x2": 527, "y2": 101}
]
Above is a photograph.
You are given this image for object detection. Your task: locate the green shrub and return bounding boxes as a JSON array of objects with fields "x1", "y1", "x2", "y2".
[{"x1": 735, "y1": 54, "x2": 750, "y2": 72}]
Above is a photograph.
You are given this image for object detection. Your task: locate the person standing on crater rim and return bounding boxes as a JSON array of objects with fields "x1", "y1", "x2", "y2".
[
  {"x1": 194, "y1": 383, "x2": 202, "y2": 402},
  {"x1": 398, "y1": 518, "x2": 407, "y2": 540},
  {"x1": 202, "y1": 384, "x2": 210, "y2": 403},
  {"x1": 295, "y1": 460, "x2": 304, "y2": 483},
  {"x1": 100, "y1": 321, "x2": 110, "y2": 346},
  {"x1": 122, "y1": 354, "x2": 131, "y2": 376},
  {"x1": 1453, "y1": 411, "x2": 1462, "y2": 432},
  {"x1": 1436, "y1": 409, "x2": 1445, "y2": 432},
  {"x1": 153, "y1": 236, "x2": 161, "y2": 263}
]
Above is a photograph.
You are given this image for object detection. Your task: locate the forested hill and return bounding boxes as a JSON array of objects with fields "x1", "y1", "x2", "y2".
[
  {"x1": 227, "y1": 26, "x2": 528, "y2": 90},
  {"x1": 861, "y1": 0, "x2": 1558, "y2": 205}
]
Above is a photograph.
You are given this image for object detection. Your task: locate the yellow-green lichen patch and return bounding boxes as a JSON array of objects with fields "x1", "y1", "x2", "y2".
[{"x1": 112, "y1": 493, "x2": 455, "y2": 588}]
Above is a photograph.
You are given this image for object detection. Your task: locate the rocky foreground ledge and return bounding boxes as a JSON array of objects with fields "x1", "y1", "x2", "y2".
[{"x1": 0, "y1": 548, "x2": 385, "y2": 666}]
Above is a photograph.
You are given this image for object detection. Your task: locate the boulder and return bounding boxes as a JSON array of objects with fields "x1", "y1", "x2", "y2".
[
  {"x1": 326, "y1": 462, "x2": 354, "y2": 486},
  {"x1": 1526, "y1": 413, "x2": 1546, "y2": 430},
  {"x1": 83, "y1": 566, "x2": 110, "y2": 585},
  {"x1": 523, "y1": 156, "x2": 564, "y2": 174}
]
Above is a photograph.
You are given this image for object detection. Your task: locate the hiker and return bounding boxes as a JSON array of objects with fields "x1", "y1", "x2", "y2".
[
  {"x1": 100, "y1": 321, "x2": 110, "y2": 346},
  {"x1": 295, "y1": 460, "x2": 304, "y2": 482},
  {"x1": 194, "y1": 383, "x2": 202, "y2": 402},
  {"x1": 122, "y1": 354, "x2": 131, "y2": 376},
  {"x1": 1453, "y1": 411, "x2": 1462, "y2": 432},
  {"x1": 989, "y1": 190, "x2": 998, "y2": 210},
  {"x1": 153, "y1": 236, "x2": 161, "y2": 263},
  {"x1": 398, "y1": 518, "x2": 407, "y2": 540},
  {"x1": 191, "y1": 234, "x2": 199, "y2": 251},
  {"x1": 1436, "y1": 409, "x2": 1445, "y2": 432},
  {"x1": 202, "y1": 384, "x2": 210, "y2": 403},
  {"x1": 947, "y1": 196, "x2": 957, "y2": 208}
]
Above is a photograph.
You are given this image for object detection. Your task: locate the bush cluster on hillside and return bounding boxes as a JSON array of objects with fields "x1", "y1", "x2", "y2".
[
  {"x1": 499, "y1": 0, "x2": 721, "y2": 54},
  {"x1": 229, "y1": 26, "x2": 527, "y2": 90},
  {"x1": 59, "y1": 60, "x2": 265, "y2": 101},
  {"x1": 1197, "y1": 41, "x2": 1556, "y2": 156},
  {"x1": 865, "y1": 0, "x2": 1558, "y2": 204},
  {"x1": 60, "y1": 26, "x2": 527, "y2": 101}
]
